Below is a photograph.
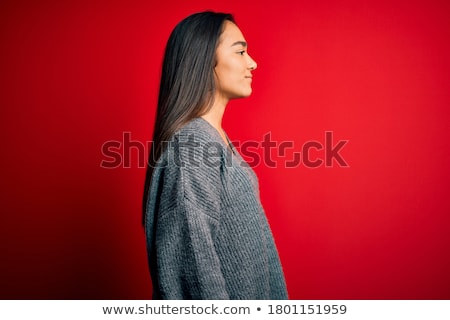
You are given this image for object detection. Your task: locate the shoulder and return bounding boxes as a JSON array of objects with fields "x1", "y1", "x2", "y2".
[
  {"x1": 151, "y1": 118, "x2": 228, "y2": 218},
  {"x1": 175, "y1": 117, "x2": 223, "y2": 146},
  {"x1": 154, "y1": 117, "x2": 230, "y2": 180},
  {"x1": 161, "y1": 118, "x2": 228, "y2": 166}
]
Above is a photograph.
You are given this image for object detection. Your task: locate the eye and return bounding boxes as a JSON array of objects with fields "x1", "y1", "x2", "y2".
[{"x1": 237, "y1": 50, "x2": 245, "y2": 56}]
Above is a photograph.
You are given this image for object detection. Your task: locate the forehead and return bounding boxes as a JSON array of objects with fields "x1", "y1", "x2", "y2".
[{"x1": 219, "y1": 21, "x2": 246, "y2": 46}]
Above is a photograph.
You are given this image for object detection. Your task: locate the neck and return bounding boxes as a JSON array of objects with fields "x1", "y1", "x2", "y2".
[
  {"x1": 201, "y1": 95, "x2": 230, "y2": 145},
  {"x1": 201, "y1": 95, "x2": 228, "y2": 131}
]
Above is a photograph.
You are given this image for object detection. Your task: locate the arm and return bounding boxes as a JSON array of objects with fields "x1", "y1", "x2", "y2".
[
  {"x1": 154, "y1": 200, "x2": 229, "y2": 299},
  {"x1": 147, "y1": 132, "x2": 229, "y2": 299}
]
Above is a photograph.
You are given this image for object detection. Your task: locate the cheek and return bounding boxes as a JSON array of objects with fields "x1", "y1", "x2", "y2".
[
  {"x1": 217, "y1": 66, "x2": 234, "y2": 84},
  {"x1": 215, "y1": 56, "x2": 244, "y2": 84},
  {"x1": 221, "y1": 56, "x2": 240, "y2": 72}
]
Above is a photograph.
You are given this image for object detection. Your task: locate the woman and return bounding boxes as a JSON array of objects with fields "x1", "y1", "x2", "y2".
[{"x1": 143, "y1": 11, "x2": 288, "y2": 299}]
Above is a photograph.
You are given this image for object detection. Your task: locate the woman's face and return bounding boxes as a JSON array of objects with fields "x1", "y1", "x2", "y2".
[{"x1": 214, "y1": 21, "x2": 257, "y2": 102}]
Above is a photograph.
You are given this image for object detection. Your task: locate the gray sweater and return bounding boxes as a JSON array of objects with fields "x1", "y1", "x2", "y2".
[{"x1": 145, "y1": 117, "x2": 288, "y2": 299}]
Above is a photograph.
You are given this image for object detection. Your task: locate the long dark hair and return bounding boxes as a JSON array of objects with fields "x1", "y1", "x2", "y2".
[{"x1": 143, "y1": 11, "x2": 235, "y2": 222}]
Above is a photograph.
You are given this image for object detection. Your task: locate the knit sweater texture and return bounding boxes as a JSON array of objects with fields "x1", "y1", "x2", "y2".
[{"x1": 145, "y1": 117, "x2": 288, "y2": 299}]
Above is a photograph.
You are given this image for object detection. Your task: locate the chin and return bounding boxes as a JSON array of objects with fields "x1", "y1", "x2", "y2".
[
  {"x1": 230, "y1": 88, "x2": 253, "y2": 99},
  {"x1": 242, "y1": 88, "x2": 253, "y2": 97}
]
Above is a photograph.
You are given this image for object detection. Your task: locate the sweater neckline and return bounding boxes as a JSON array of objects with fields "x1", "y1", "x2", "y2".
[{"x1": 194, "y1": 117, "x2": 236, "y2": 155}]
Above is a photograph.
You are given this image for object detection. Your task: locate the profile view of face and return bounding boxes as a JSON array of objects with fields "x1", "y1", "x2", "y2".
[{"x1": 214, "y1": 21, "x2": 257, "y2": 101}]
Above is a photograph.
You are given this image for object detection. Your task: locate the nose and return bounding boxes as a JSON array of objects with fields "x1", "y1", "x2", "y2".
[{"x1": 247, "y1": 54, "x2": 257, "y2": 71}]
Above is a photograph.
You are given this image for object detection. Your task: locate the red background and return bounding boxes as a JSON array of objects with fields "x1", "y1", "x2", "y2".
[{"x1": 1, "y1": 0, "x2": 449, "y2": 299}]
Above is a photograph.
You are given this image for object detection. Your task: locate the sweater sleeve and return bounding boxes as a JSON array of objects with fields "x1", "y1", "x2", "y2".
[{"x1": 148, "y1": 132, "x2": 229, "y2": 299}]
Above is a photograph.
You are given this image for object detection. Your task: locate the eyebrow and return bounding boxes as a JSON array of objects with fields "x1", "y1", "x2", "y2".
[{"x1": 231, "y1": 41, "x2": 247, "y2": 47}]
